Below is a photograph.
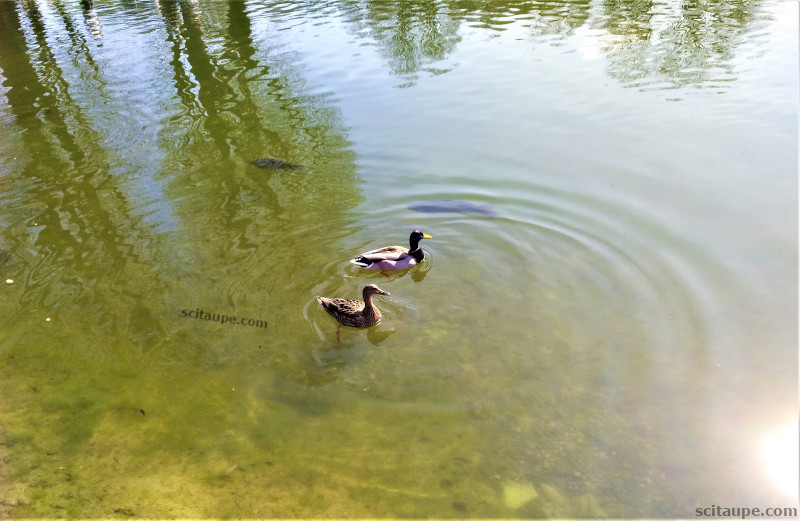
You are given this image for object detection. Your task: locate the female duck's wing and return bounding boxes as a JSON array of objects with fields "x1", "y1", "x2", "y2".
[{"x1": 318, "y1": 297, "x2": 365, "y2": 314}]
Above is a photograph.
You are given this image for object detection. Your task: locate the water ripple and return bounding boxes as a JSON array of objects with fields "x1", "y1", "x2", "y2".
[{"x1": 363, "y1": 174, "x2": 743, "y2": 369}]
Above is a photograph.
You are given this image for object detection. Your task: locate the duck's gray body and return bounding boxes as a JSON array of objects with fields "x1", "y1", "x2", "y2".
[{"x1": 408, "y1": 199, "x2": 496, "y2": 217}]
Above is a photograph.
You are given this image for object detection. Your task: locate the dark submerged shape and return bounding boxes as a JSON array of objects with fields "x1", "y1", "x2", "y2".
[
  {"x1": 408, "y1": 199, "x2": 496, "y2": 217},
  {"x1": 251, "y1": 157, "x2": 303, "y2": 170}
]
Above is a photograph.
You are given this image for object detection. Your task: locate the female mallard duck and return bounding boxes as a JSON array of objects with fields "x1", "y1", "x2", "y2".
[
  {"x1": 350, "y1": 230, "x2": 432, "y2": 272},
  {"x1": 316, "y1": 284, "x2": 390, "y2": 342}
]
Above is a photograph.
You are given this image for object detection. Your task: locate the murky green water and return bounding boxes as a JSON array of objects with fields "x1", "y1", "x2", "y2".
[{"x1": 0, "y1": 0, "x2": 797, "y2": 517}]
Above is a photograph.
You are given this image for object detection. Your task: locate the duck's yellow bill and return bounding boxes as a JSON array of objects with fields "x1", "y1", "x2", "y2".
[{"x1": 423, "y1": 234, "x2": 433, "y2": 239}]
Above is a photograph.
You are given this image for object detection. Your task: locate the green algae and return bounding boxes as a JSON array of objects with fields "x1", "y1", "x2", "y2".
[{"x1": 502, "y1": 480, "x2": 539, "y2": 509}]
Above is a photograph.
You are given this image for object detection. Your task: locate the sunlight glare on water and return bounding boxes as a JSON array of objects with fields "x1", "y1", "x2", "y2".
[
  {"x1": 0, "y1": 0, "x2": 797, "y2": 517},
  {"x1": 761, "y1": 422, "x2": 800, "y2": 502}
]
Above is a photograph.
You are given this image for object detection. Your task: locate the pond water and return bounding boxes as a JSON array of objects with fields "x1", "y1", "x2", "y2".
[{"x1": 0, "y1": 0, "x2": 797, "y2": 517}]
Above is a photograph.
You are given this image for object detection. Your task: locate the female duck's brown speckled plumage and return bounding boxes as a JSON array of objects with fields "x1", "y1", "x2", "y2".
[{"x1": 316, "y1": 284, "x2": 390, "y2": 340}]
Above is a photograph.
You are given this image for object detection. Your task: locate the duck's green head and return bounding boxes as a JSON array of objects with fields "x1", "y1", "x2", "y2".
[{"x1": 410, "y1": 229, "x2": 432, "y2": 248}]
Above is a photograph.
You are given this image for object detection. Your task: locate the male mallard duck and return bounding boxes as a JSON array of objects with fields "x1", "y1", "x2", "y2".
[
  {"x1": 350, "y1": 230, "x2": 432, "y2": 272},
  {"x1": 316, "y1": 284, "x2": 390, "y2": 342}
]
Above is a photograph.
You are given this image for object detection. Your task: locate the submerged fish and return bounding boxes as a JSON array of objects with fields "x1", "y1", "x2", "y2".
[
  {"x1": 408, "y1": 199, "x2": 496, "y2": 217},
  {"x1": 251, "y1": 157, "x2": 303, "y2": 170}
]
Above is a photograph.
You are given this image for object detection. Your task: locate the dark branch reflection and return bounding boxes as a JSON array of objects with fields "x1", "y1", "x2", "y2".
[
  {"x1": 0, "y1": 0, "x2": 362, "y2": 391},
  {"x1": 0, "y1": 0, "x2": 159, "y2": 331}
]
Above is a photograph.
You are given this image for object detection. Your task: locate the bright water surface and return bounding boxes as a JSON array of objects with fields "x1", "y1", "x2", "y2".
[{"x1": 0, "y1": 0, "x2": 797, "y2": 517}]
